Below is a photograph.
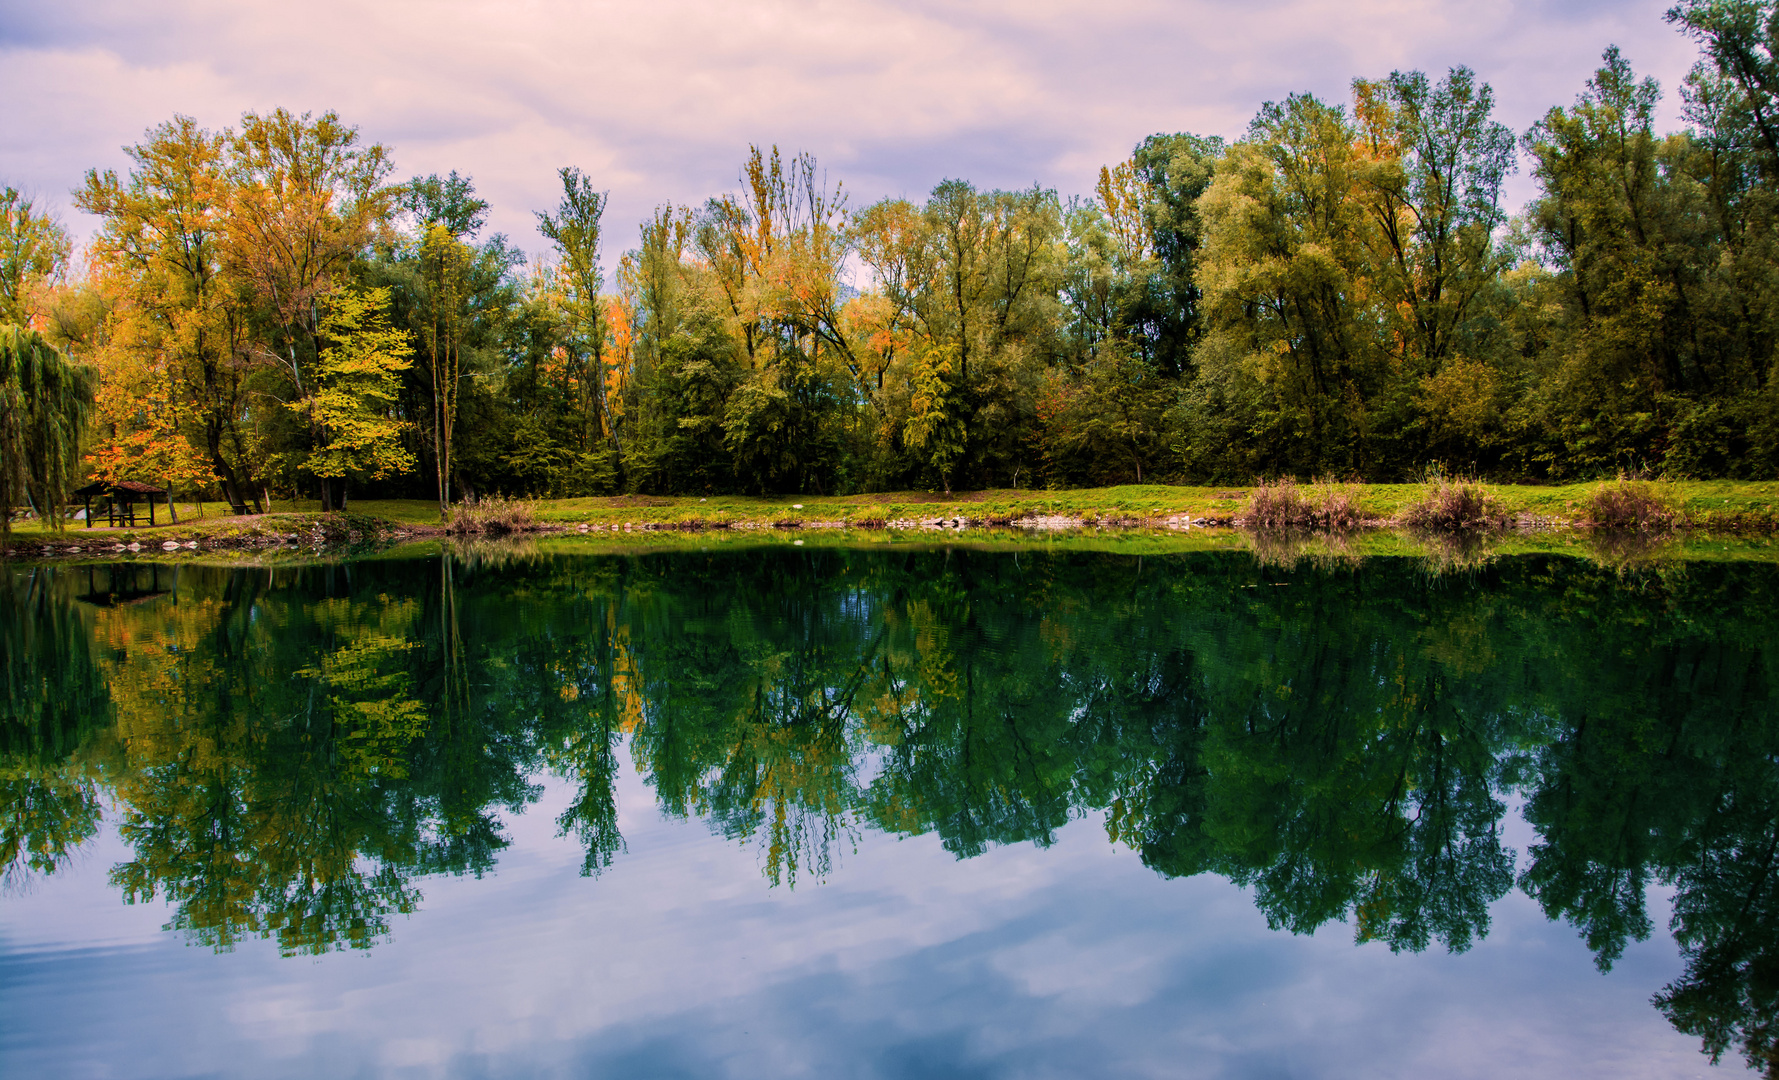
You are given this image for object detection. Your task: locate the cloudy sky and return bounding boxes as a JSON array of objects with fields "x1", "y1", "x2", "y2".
[
  {"x1": 4, "y1": 769, "x2": 1703, "y2": 1078},
  {"x1": 1, "y1": 0, "x2": 1704, "y2": 258}
]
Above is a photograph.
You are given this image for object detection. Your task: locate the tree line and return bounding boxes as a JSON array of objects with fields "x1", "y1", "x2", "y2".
[{"x1": 2, "y1": 0, "x2": 1776, "y2": 517}]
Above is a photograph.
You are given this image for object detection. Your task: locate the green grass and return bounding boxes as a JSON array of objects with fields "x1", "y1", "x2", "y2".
[
  {"x1": 21, "y1": 520, "x2": 1778, "y2": 570},
  {"x1": 263, "y1": 498, "x2": 448, "y2": 525},
  {"x1": 8, "y1": 480, "x2": 1779, "y2": 552},
  {"x1": 2, "y1": 510, "x2": 391, "y2": 551},
  {"x1": 275, "y1": 480, "x2": 1779, "y2": 530}
]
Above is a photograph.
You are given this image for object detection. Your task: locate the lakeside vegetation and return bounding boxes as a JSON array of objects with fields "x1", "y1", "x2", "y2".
[
  {"x1": 1, "y1": 1, "x2": 1777, "y2": 532},
  {"x1": 6, "y1": 479, "x2": 1779, "y2": 545}
]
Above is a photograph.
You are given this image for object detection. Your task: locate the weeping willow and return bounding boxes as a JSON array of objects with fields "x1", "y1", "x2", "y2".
[{"x1": 0, "y1": 325, "x2": 97, "y2": 536}]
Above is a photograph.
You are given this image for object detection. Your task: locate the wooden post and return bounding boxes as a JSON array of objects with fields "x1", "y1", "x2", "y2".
[{"x1": 149, "y1": 495, "x2": 156, "y2": 526}]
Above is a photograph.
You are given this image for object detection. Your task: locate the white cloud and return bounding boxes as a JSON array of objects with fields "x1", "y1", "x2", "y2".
[{"x1": 0, "y1": 0, "x2": 1706, "y2": 256}]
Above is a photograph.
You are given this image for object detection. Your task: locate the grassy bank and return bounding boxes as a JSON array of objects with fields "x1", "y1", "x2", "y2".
[
  {"x1": 14, "y1": 521, "x2": 1779, "y2": 571},
  {"x1": 5, "y1": 479, "x2": 1778, "y2": 552},
  {"x1": 285, "y1": 480, "x2": 1777, "y2": 530},
  {"x1": 2, "y1": 511, "x2": 397, "y2": 551}
]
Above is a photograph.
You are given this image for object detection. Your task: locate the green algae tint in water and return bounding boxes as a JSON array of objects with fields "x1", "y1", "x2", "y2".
[{"x1": 1, "y1": 547, "x2": 1776, "y2": 1078}]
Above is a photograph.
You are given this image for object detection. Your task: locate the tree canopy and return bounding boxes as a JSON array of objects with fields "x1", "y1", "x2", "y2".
[{"x1": 3, "y1": 4, "x2": 1776, "y2": 518}]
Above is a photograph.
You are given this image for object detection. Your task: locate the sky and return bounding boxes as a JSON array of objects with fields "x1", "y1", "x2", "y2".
[
  {"x1": 2, "y1": 769, "x2": 1706, "y2": 1079},
  {"x1": 0, "y1": 0, "x2": 1706, "y2": 262}
]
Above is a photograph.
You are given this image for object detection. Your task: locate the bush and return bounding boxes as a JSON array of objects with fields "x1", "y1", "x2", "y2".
[
  {"x1": 1244, "y1": 478, "x2": 1314, "y2": 529},
  {"x1": 445, "y1": 495, "x2": 537, "y2": 536},
  {"x1": 1243, "y1": 477, "x2": 1367, "y2": 532},
  {"x1": 1398, "y1": 480, "x2": 1510, "y2": 532},
  {"x1": 1310, "y1": 477, "x2": 1365, "y2": 531},
  {"x1": 1580, "y1": 477, "x2": 1678, "y2": 532}
]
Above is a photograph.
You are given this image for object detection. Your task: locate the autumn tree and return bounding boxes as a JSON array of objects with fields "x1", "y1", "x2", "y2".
[
  {"x1": 77, "y1": 117, "x2": 263, "y2": 511},
  {"x1": 0, "y1": 187, "x2": 71, "y2": 326},
  {"x1": 284, "y1": 286, "x2": 415, "y2": 498},
  {"x1": 224, "y1": 109, "x2": 399, "y2": 510},
  {"x1": 850, "y1": 180, "x2": 1063, "y2": 488},
  {"x1": 83, "y1": 340, "x2": 212, "y2": 520},
  {"x1": 696, "y1": 147, "x2": 853, "y2": 493}
]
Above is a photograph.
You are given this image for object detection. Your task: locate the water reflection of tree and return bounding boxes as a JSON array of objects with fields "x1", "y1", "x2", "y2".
[
  {"x1": 0, "y1": 566, "x2": 107, "y2": 888},
  {"x1": 5, "y1": 550, "x2": 1779, "y2": 1071},
  {"x1": 1508, "y1": 561, "x2": 1779, "y2": 1074}
]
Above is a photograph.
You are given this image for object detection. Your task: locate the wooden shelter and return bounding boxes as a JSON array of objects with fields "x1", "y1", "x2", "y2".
[
  {"x1": 74, "y1": 480, "x2": 169, "y2": 527},
  {"x1": 74, "y1": 563, "x2": 172, "y2": 607}
]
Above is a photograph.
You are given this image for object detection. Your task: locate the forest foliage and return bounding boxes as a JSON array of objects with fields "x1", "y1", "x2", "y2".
[{"x1": 3, "y1": 1, "x2": 1779, "y2": 516}]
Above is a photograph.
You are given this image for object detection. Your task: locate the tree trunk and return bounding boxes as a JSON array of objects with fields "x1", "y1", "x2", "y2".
[
  {"x1": 434, "y1": 394, "x2": 449, "y2": 518},
  {"x1": 206, "y1": 420, "x2": 250, "y2": 514}
]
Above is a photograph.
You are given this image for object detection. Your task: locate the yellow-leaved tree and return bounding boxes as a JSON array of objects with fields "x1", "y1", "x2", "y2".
[{"x1": 285, "y1": 287, "x2": 415, "y2": 499}]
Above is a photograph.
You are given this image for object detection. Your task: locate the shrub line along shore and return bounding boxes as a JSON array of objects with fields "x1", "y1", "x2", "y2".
[{"x1": 3, "y1": 481, "x2": 1778, "y2": 557}]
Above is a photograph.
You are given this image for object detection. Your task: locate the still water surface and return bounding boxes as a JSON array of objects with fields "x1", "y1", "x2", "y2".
[{"x1": 2, "y1": 544, "x2": 1775, "y2": 1077}]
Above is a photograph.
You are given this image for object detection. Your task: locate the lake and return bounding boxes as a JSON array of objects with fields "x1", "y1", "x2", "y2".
[{"x1": 2, "y1": 539, "x2": 1775, "y2": 1078}]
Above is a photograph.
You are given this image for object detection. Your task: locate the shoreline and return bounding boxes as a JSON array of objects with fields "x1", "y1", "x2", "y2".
[
  {"x1": 4, "y1": 480, "x2": 1778, "y2": 557},
  {"x1": 2, "y1": 509, "x2": 1774, "y2": 562}
]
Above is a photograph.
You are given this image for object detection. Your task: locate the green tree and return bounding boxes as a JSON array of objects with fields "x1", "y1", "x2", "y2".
[
  {"x1": 1189, "y1": 91, "x2": 1385, "y2": 478},
  {"x1": 536, "y1": 167, "x2": 620, "y2": 466},
  {"x1": 0, "y1": 325, "x2": 96, "y2": 533},
  {"x1": 1129, "y1": 133, "x2": 1225, "y2": 377},
  {"x1": 902, "y1": 342, "x2": 966, "y2": 492},
  {"x1": 1521, "y1": 49, "x2": 1718, "y2": 473}
]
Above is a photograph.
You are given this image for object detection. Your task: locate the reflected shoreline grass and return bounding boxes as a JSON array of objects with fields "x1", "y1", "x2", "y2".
[
  {"x1": 5, "y1": 479, "x2": 1779, "y2": 555},
  {"x1": 5, "y1": 524, "x2": 1778, "y2": 568}
]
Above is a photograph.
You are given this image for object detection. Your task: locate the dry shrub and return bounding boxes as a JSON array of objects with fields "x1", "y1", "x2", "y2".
[
  {"x1": 1416, "y1": 531, "x2": 1499, "y2": 576},
  {"x1": 1585, "y1": 529, "x2": 1679, "y2": 572},
  {"x1": 445, "y1": 535, "x2": 540, "y2": 567},
  {"x1": 446, "y1": 495, "x2": 537, "y2": 536},
  {"x1": 1244, "y1": 477, "x2": 1367, "y2": 532},
  {"x1": 1581, "y1": 477, "x2": 1678, "y2": 532},
  {"x1": 1243, "y1": 478, "x2": 1315, "y2": 529},
  {"x1": 1310, "y1": 477, "x2": 1365, "y2": 531},
  {"x1": 1398, "y1": 480, "x2": 1510, "y2": 533},
  {"x1": 1245, "y1": 529, "x2": 1365, "y2": 571}
]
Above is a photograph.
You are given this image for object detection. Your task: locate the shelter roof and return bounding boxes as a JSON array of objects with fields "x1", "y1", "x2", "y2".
[{"x1": 74, "y1": 480, "x2": 168, "y2": 497}]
